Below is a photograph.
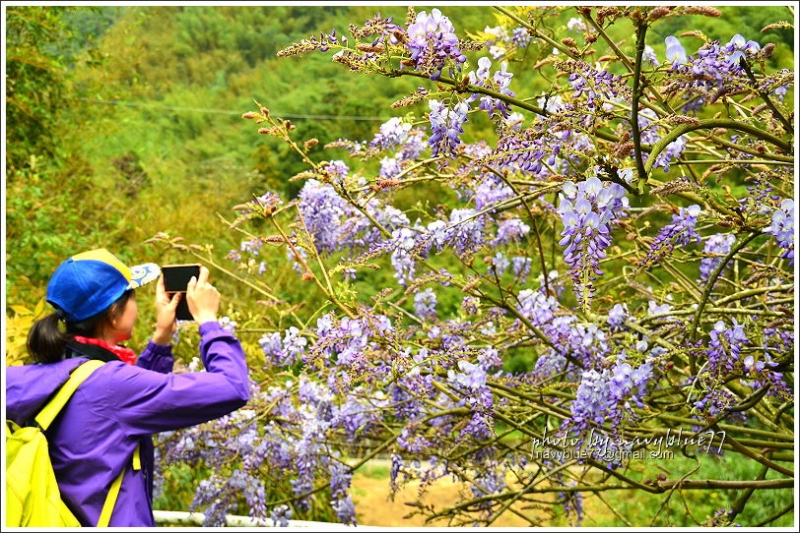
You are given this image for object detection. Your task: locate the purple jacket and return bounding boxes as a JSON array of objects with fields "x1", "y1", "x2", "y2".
[{"x1": 5, "y1": 322, "x2": 250, "y2": 527}]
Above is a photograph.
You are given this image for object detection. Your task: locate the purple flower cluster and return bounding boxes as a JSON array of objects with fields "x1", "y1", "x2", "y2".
[
  {"x1": 743, "y1": 353, "x2": 785, "y2": 394},
  {"x1": 329, "y1": 461, "x2": 356, "y2": 525},
  {"x1": 397, "y1": 422, "x2": 436, "y2": 453},
  {"x1": 642, "y1": 204, "x2": 702, "y2": 267},
  {"x1": 158, "y1": 409, "x2": 270, "y2": 526},
  {"x1": 390, "y1": 351, "x2": 433, "y2": 421},
  {"x1": 665, "y1": 34, "x2": 762, "y2": 114},
  {"x1": 389, "y1": 226, "x2": 422, "y2": 285},
  {"x1": 494, "y1": 127, "x2": 567, "y2": 178},
  {"x1": 493, "y1": 217, "x2": 530, "y2": 246},
  {"x1": 482, "y1": 24, "x2": 531, "y2": 59},
  {"x1": 724, "y1": 34, "x2": 761, "y2": 66},
  {"x1": 443, "y1": 209, "x2": 486, "y2": 258},
  {"x1": 607, "y1": 303, "x2": 630, "y2": 331},
  {"x1": 557, "y1": 176, "x2": 629, "y2": 305},
  {"x1": 706, "y1": 318, "x2": 748, "y2": 377},
  {"x1": 369, "y1": 117, "x2": 427, "y2": 179},
  {"x1": 298, "y1": 177, "x2": 410, "y2": 258},
  {"x1": 693, "y1": 386, "x2": 746, "y2": 425},
  {"x1": 371, "y1": 117, "x2": 413, "y2": 150},
  {"x1": 511, "y1": 256, "x2": 532, "y2": 282},
  {"x1": 516, "y1": 287, "x2": 559, "y2": 327},
  {"x1": 468, "y1": 57, "x2": 515, "y2": 118},
  {"x1": 428, "y1": 99, "x2": 470, "y2": 158},
  {"x1": 470, "y1": 173, "x2": 514, "y2": 211},
  {"x1": 468, "y1": 465, "x2": 508, "y2": 517},
  {"x1": 567, "y1": 60, "x2": 630, "y2": 112},
  {"x1": 637, "y1": 109, "x2": 687, "y2": 172},
  {"x1": 270, "y1": 504, "x2": 292, "y2": 527},
  {"x1": 515, "y1": 282, "x2": 609, "y2": 368},
  {"x1": 230, "y1": 372, "x2": 384, "y2": 526},
  {"x1": 297, "y1": 179, "x2": 355, "y2": 255},
  {"x1": 414, "y1": 288, "x2": 438, "y2": 319},
  {"x1": 447, "y1": 359, "x2": 494, "y2": 440},
  {"x1": 690, "y1": 40, "x2": 746, "y2": 80},
  {"x1": 306, "y1": 312, "x2": 396, "y2": 383},
  {"x1": 764, "y1": 199, "x2": 794, "y2": 265},
  {"x1": 406, "y1": 9, "x2": 467, "y2": 79},
  {"x1": 567, "y1": 17, "x2": 587, "y2": 32},
  {"x1": 259, "y1": 326, "x2": 308, "y2": 369},
  {"x1": 642, "y1": 45, "x2": 660, "y2": 67},
  {"x1": 647, "y1": 298, "x2": 674, "y2": 318},
  {"x1": 743, "y1": 339, "x2": 792, "y2": 402},
  {"x1": 699, "y1": 233, "x2": 736, "y2": 283},
  {"x1": 560, "y1": 486, "x2": 584, "y2": 526},
  {"x1": 532, "y1": 350, "x2": 568, "y2": 384},
  {"x1": 568, "y1": 359, "x2": 652, "y2": 460}
]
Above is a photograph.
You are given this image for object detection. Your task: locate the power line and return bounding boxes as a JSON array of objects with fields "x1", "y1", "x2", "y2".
[{"x1": 81, "y1": 98, "x2": 392, "y2": 121}]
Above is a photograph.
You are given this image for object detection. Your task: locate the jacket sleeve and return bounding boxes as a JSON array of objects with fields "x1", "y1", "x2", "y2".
[
  {"x1": 135, "y1": 341, "x2": 174, "y2": 373},
  {"x1": 99, "y1": 322, "x2": 251, "y2": 435}
]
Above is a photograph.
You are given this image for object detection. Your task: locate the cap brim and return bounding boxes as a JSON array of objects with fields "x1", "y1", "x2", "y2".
[{"x1": 127, "y1": 263, "x2": 161, "y2": 289}]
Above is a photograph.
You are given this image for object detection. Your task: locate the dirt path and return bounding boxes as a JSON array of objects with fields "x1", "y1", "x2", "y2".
[{"x1": 351, "y1": 472, "x2": 551, "y2": 527}]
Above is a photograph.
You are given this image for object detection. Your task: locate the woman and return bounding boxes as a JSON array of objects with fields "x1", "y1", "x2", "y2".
[{"x1": 5, "y1": 248, "x2": 251, "y2": 526}]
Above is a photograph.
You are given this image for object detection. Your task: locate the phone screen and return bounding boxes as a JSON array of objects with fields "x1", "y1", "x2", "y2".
[{"x1": 162, "y1": 264, "x2": 200, "y2": 321}]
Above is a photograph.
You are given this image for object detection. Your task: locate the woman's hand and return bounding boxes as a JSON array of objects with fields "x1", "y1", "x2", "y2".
[
  {"x1": 186, "y1": 266, "x2": 220, "y2": 325},
  {"x1": 152, "y1": 275, "x2": 180, "y2": 345}
]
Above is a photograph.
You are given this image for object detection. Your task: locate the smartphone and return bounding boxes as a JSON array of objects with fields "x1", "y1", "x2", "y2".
[{"x1": 162, "y1": 264, "x2": 201, "y2": 321}]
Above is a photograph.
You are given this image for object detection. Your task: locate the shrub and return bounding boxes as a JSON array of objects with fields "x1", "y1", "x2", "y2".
[{"x1": 153, "y1": 6, "x2": 793, "y2": 527}]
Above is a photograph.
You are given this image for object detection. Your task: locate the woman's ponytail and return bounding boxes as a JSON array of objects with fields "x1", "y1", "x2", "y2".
[{"x1": 27, "y1": 313, "x2": 69, "y2": 364}]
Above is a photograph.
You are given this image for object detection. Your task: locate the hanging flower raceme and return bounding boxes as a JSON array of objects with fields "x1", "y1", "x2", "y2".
[
  {"x1": 557, "y1": 176, "x2": 629, "y2": 306},
  {"x1": 405, "y1": 8, "x2": 467, "y2": 79},
  {"x1": 428, "y1": 99, "x2": 470, "y2": 158},
  {"x1": 566, "y1": 60, "x2": 629, "y2": 113},
  {"x1": 641, "y1": 204, "x2": 702, "y2": 268},
  {"x1": 447, "y1": 359, "x2": 494, "y2": 441},
  {"x1": 699, "y1": 233, "x2": 737, "y2": 283},
  {"x1": 764, "y1": 198, "x2": 794, "y2": 265},
  {"x1": 565, "y1": 359, "x2": 652, "y2": 468},
  {"x1": 706, "y1": 318, "x2": 748, "y2": 377},
  {"x1": 467, "y1": 56, "x2": 515, "y2": 118}
]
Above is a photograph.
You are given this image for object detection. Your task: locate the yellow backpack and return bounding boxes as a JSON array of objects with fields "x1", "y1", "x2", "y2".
[{"x1": 5, "y1": 360, "x2": 129, "y2": 527}]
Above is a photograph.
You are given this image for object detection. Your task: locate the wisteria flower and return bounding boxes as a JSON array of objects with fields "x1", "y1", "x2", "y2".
[{"x1": 665, "y1": 35, "x2": 687, "y2": 65}]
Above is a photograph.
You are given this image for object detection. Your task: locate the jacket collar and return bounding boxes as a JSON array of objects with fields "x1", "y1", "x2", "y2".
[{"x1": 66, "y1": 337, "x2": 137, "y2": 365}]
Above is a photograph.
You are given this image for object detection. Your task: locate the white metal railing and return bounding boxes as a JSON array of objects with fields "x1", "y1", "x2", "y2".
[{"x1": 153, "y1": 510, "x2": 361, "y2": 528}]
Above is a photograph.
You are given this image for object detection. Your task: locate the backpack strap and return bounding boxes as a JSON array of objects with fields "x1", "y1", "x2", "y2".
[
  {"x1": 34, "y1": 359, "x2": 106, "y2": 430},
  {"x1": 97, "y1": 443, "x2": 140, "y2": 527}
]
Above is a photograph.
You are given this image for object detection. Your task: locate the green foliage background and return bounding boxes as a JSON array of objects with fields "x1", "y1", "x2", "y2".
[{"x1": 5, "y1": 5, "x2": 793, "y2": 348}]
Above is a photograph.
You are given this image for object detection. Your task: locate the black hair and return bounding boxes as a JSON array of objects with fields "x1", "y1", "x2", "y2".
[{"x1": 27, "y1": 290, "x2": 134, "y2": 364}]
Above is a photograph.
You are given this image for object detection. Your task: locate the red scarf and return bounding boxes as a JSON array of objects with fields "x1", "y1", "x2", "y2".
[{"x1": 72, "y1": 336, "x2": 138, "y2": 366}]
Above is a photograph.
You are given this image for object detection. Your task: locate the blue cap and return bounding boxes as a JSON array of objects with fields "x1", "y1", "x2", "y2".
[{"x1": 46, "y1": 249, "x2": 160, "y2": 322}]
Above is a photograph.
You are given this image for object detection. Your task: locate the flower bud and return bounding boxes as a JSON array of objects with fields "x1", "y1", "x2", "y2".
[{"x1": 647, "y1": 6, "x2": 671, "y2": 21}]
